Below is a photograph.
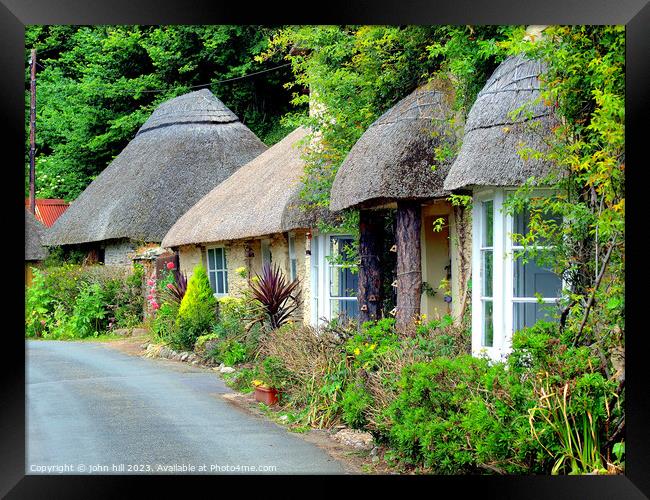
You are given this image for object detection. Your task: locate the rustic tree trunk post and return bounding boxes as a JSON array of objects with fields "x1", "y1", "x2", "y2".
[
  {"x1": 358, "y1": 209, "x2": 384, "y2": 326},
  {"x1": 396, "y1": 201, "x2": 422, "y2": 333}
]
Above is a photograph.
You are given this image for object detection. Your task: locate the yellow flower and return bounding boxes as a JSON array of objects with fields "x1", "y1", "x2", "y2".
[
  {"x1": 421, "y1": 314, "x2": 427, "y2": 320},
  {"x1": 252, "y1": 379, "x2": 264, "y2": 387},
  {"x1": 354, "y1": 348, "x2": 361, "y2": 356},
  {"x1": 369, "y1": 344, "x2": 376, "y2": 351}
]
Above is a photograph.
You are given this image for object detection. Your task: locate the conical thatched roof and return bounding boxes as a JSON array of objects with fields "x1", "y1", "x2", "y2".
[
  {"x1": 162, "y1": 127, "x2": 313, "y2": 248},
  {"x1": 25, "y1": 209, "x2": 48, "y2": 261},
  {"x1": 444, "y1": 55, "x2": 557, "y2": 190},
  {"x1": 45, "y1": 89, "x2": 268, "y2": 246},
  {"x1": 329, "y1": 81, "x2": 460, "y2": 212}
]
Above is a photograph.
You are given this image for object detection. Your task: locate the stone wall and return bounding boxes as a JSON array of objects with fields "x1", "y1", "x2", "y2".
[{"x1": 104, "y1": 239, "x2": 137, "y2": 267}]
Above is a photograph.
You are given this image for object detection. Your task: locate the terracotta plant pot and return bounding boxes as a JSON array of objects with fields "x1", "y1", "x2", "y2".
[{"x1": 254, "y1": 386, "x2": 279, "y2": 405}]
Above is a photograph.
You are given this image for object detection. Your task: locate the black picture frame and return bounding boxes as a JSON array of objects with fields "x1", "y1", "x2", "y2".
[{"x1": 3, "y1": 1, "x2": 648, "y2": 497}]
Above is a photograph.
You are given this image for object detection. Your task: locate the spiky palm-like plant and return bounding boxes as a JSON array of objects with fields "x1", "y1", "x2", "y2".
[{"x1": 249, "y1": 263, "x2": 301, "y2": 330}]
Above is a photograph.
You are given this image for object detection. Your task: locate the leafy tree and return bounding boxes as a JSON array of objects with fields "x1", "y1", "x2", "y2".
[{"x1": 25, "y1": 25, "x2": 300, "y2": 200}]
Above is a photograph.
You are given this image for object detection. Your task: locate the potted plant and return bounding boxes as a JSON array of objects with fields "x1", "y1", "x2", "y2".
[
  {"x1": 252, "y1": 379, "x2": 280, "y2": 405},
  {"x1": 252, "y1": 356, "x2": 290, "y2": 406}
]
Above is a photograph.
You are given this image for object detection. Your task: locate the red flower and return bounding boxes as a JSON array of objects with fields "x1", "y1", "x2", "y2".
[
  {"x1": 166, "y1": 262, "x2": 175, "y2": 270},
  {"x1": 166, "y1": 283, "x2": 174, "y2": 290},
  {"x1": 147, "y1": 280, "x2": 155, "y2": 286},
  {"x1": 147, "y1": 294, "x2": 153, "y2": 300},
  {"x1": 152, "y1": 302, "x2": 160, "y2": 310}
]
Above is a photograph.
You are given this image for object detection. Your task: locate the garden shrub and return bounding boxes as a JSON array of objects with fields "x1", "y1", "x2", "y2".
[
  {"x1": 341, "y1": 379, "x2": 373, "y2": 429},
  {"x1": 380, "y1": 356, "x2": 538, "y2": 474},
  {"x1": 25, "y1": 264, "x2": 144, "y2": 339},
  {"x1": 150, "y1": 301, "x2": 180, "y2": 343},
  {"x1": 345, "y1": 318, "x2": 401, "y2": 370},
  {"x1": 217, "y1": 339, "x2": 248, "y2": 366},
  {"x1": 259, "y1": 355, "x2": 293, "y2": 389},
  {"x1": 174, "y1": 265, "x2": 216, "y2": 350}
]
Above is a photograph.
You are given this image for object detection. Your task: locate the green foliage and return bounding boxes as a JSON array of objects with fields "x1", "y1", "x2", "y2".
[
  {"x1": 381, "y1": 356, "x2": 536, "y2": 474},
  {"x1": 412, "y1": 314, "x2": 470, "y2": 358},
  {"x1": 67, "y1": 283, "x2": 106, "y2": 338},
  {"x1": 259, "y1": 356, "x2": 292, "y2": 389},
  {"x1": 26, "y1": 25, "x2": 297, "y2": 200},
  {"x1": 341, "y1": 380, "x2": 373, "y2": 429},
  {"x1": 225, "y1": 366, "x2": 260, "y2": 393},
  {"x1": 174, "y1": 265, "x2": 216, "y2": 350},
  {"x1": 217, "y1": 339, "x2": 248, "y2": 366},
  {"x1": 25, "y1": 264, "x2": 144, "y2": 339},
  {"x1": 25, "y1": 269, "x2": 54, "y2": 337},
  {"x1": 150, "y1": 301, "x2": 179, "y2": 343},
  {"x1": 345, "y1": 318, "x2": 400, "y2": 370}
]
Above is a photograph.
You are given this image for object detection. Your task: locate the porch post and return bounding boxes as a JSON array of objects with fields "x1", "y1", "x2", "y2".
[
  {"x1": 358, "y1": 209, "x2": 384, "y2": 326},
  {"x1": 396, "y1": 200, "x2": 422, "y2": 333}
]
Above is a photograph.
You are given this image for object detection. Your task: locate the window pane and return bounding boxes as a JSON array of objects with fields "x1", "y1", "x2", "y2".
[
  {"x1": 208, "y1": 249, "x2": 216, "y2": 272},
  {"x1": 483, "y1": 200, "x2": 493, "y2": 247},
  {"x1": 214, "y1": 248, "x2": 224, "y2": 270},
  {"x1": 483, "y1": 301, "x2": 493, "y2": 347},
  {"x1": 513, "y1": 207, "x2": 562, "y2": 245},
  {"x1": 513, "y1": 252, "x2": 561, "y2": 298},
  {"x1": 222, "y1": 249, "x2": 227, "y2": 270},
  {"x1": 330, "y1": 266, "x2": 358, "y2": 298},
  {"x1": 330, "y1": 236, "x2": 354, "y2": 260},
  {"x1": 330, "y1": 299, "x2": 358, "y2": 320},
  {"x1": 208, "y1": 271, "x2": 216, "y2": 293},
  {"x1": 513, "y1": 302, "x2": 560, "y2": 332},
  {"x1": 216, "y1": 272, "x2": 224, "y2": 294},
  {"x1": 224, "y1": 270, "x2": 229, "y2": 293},
  {"x1": 291, "y1": 259, "x2": 297, "y2": 281},
  {"x1": 482, "y1": 250, "x2": 493, "y2": 297}
]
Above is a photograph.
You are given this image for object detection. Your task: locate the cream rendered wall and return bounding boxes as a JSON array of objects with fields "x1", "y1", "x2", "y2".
[
  {"x1": 294, "y1": 232, "x2": 311, "y2": 325},
  {"x1": 177, "y1": 244, "x2": 204, "y2": 279},
  {"x1": 420, "y1": 201, "x2": 452, "y2": 320},
  {"x1": 177, "y1": 233, "x2": 312, "y2": 322}
]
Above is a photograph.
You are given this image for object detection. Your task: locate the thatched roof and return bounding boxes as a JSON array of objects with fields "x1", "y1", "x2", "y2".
[
  {"x1": 45, "y1": 89, "x2": 268, "y2": 246},
  {"x1": 25, "y1": 209, "x2": 48, "y2": 261},
  {"x1": 444, "y1": 55, "x2": 557, "y2": 190},
  {"x1": 162, "y1": 127, "x2": 314, "y2": 248},
  {"x1": 329, "y1": 81, "x2": 460, "y2": 211}
]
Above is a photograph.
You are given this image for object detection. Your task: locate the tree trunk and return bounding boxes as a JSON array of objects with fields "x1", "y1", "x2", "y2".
[
  {"x1": 358, "y1": 210, "x2": 384, "y2": 326},
  {"x1": 396, "y1": 201, "x2": 422, "y2": 333}
]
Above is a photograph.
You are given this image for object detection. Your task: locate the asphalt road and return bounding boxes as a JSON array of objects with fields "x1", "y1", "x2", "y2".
[{"x1": 26, "y1": 340, "x2": 348, "y2": 475}]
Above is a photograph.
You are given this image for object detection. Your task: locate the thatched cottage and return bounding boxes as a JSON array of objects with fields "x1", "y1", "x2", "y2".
[
  {"x1": 330, "y1": 81, "x2": 470, "y2": 330},
  {"x1": 45, "y1": 89, "x2": 268, "y2": 266},
  {"x1": 444, "y1": 54, "x2": 562, "y2": 360},
  {"x1": 25, "y1": 209, "x2": 48, "y2": 286},
  {"x1": 162, "y1": 126, "x2": 354, "y2": 325}
]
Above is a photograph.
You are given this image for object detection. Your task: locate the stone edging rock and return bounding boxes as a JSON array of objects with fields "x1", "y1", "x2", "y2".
[
  {"x1": 141, "y1": 342, "x2": 207, "y2": 366},
  {"x1": 140, "y1": 342, "x2": 236, "y2": 374}
]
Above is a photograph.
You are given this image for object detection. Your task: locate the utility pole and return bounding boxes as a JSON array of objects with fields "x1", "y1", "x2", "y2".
[{"x1": 29, "y1": 48, "x2": 36, "y2": 215}]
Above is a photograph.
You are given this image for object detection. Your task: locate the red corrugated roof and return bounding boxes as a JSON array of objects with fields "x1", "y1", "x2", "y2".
[{"x1": 25, "y1": 198, "x2": 69, "y2": 227}]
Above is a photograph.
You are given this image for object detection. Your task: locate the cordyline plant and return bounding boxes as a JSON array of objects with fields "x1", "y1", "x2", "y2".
[
  {"x1": 249, "y1": 263, "x2": 301, "y2": 330},
  {"x1": 166, "y1": 269, "x2": 188, "y2": 305}
]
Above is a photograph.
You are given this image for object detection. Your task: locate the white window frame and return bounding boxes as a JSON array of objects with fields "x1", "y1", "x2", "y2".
[
  {"x1": 310, "y1": 233, "x2": 358, "y2": 325},
  {"x1": 206, "y1": 245, "x2": 229, "y2": 298},
  {"x1": 472, "y1": 188, "x2": 562, "y2": 361}
]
